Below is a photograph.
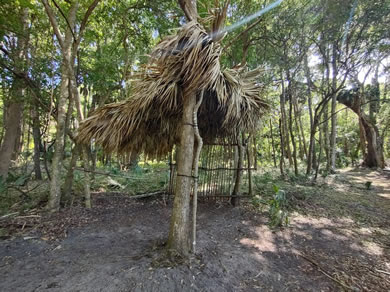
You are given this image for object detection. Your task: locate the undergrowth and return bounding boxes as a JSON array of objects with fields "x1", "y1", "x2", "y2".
[
  {"x1": 251, "y1": 170, "x2": 314, "y2": 227},
  {"x1": 0, "y1": 162, "x2": 170, "y2": 216}
]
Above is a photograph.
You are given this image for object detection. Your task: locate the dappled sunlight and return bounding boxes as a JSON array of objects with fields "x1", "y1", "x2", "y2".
[
  {"x1": 290, "y1": 214, "x2": 387, "y2": 258},
  {"x1": 239, "y1": 226, "x2": 278, "y2": 253}
]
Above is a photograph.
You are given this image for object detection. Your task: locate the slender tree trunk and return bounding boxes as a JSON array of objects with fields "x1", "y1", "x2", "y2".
[
  {"x1": 279, "y1": 119, "x2": 285, "y2": 176},
  {"x1": 167, "y1": 90, "x2": 196, "y2": 257},
  {"x1": 330, "y1": 43, "x2": 338, "y2": 172},
  {"x1": 70, "y1": 56, "x2": 92, "y2": 208},
  {"x1": 231, "y1": 132, "x2": 244, "y2": 206},
  {"x1": 323, "y1": 103, "x2": 330, "y2": 171},
  {"x1": 12, "y1": 109, "x2": 24, "y2": 161},
  {"x1": 44, "y1": 1, "x2": 77, "y2": 212},
  {"x1": 269, "y1": 119, "x2": 277, "y2": 167},
  {"x1": 47, "y1": 62, "x2": 70, "y2": 211},
  {"x1": 294, "y1": 99, "x2": 307, "y2": 158},
  {"x1": 314, "y1": 123, "x2": 324, "y2": 181},
  {"x1": 31, "y1": 102, "x2": 42, "y2": 180},
  {"x1": 288, "y1": 95, "x2": 298, "y2": 176},
  {"x1": 246, "y1": 142, "x2": 253, "y2": 196},
  {"x1": 280, "y1": 73, "x2": 292, "y2": 166},
  {"x1": 63, "y1": 144, "x2": 80, "y2": 204}
]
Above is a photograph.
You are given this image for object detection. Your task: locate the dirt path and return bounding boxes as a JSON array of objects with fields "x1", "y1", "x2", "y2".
[{"x1": 1, "y1": 169, "x2": 389, "y2": 291}]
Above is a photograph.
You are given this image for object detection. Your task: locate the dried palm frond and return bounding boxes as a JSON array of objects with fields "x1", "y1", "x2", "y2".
[{"x1": 77, "y1": 21, "x2": 269, "y2": 158}]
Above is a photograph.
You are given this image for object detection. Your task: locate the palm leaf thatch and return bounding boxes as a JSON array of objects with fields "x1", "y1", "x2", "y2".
[{"x1": 77, "y1": 21, "x2": 269, "y2": 158}]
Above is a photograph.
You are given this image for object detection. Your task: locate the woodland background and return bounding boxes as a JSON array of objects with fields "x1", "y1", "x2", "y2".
[{"x1": 0, "y1": 0, "x2": 389, "y2": 212}]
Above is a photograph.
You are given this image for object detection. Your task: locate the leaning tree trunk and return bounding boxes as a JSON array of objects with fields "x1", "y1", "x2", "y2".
[
  {"x1": 360, "y1": 116, "x2": 384, "y2": 168},
  {"x1": 167, "y1": 90, "x2": 196, "y2": 257},
  {"x1": 337, "y1": 91, "x2": 385, "y2": 169}
]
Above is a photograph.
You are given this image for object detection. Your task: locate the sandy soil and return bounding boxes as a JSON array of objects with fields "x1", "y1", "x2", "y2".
[{"x1": 0, "y1": 168, "x2": 389, "y2": 291}]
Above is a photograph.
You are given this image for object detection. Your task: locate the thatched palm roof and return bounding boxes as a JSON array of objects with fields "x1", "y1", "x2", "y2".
[{"x1": 78, "y1": 21, "x2": 268, "y2": 158}]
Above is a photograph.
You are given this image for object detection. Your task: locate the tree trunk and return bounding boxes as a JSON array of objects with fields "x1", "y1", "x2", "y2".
[
  {"x1": 231, "y1": 132, "x2": 244, "y2": 206},
  {"x1": 279, "y1": 118, "x2": 285, "y2": 176},
  {"x1": 323, "y1": 103, "x2": 330, "y2": 171},
  {"x1": 294, "y1": 98, "x2": 307, "y2": 159},
  {"x1": 288, "y1": 94, "x2": 298, "y2": 176},
  {"x1": 280, "y1": 75, "x2": 292, "y2": 167},
  {"x1": 47, "y1": 63, "x2": 70, "y2": 212},
  {"x1": 330, "y1": 43, "x2": 338, "y2": 172},
  {"x1": 63, "y1": 144, "x2": 80, "y2": 205},
  {"x1": 167, "y1": 91, "x2": 196, "y2": 257},
  {"x1": 0, "y1": 8, "x2": 29, "y2": 180},
  {"x1": 31, "y1": 102, "x2": 42, "y2": 180},
  {"x1": 45, "y1": 1, "x2": 77, "y2": 212},
  {"x1": 12, "y1": 109, "x2": 23, "y2": 161},
  {"x1": 361, "y1": 116, "x2": 384, "y2": 168},
  {"x1": 0, "y1": 101, "x2": 23, "y2": 180},
  {"x1": 337, "y1": 90, "x2": 385, "y2": 169},
  {"x1": 269, "y1": 119, "x2": 277, "y2": 167}
]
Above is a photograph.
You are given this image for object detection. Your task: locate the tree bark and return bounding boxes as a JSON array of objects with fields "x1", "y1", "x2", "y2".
[
  {"x1": 0, "y1": 8, "x2": 29, "y2": 180},
  {"x1": 330, "y1": 43, "x2": 338, "y2": 172},
  {"x1": 269, "y1": 119, "x2": 277, "y2": 167},
  {"x1": 279, "y1": 118, "x2": 285, "y2": 176},
  {"x1": 337, "y1": 90, "x2": 385, "y2": 169},
  {"x1": 43, "y1": 0, "x2": 77, "y2": 212},
  {"x1": 287, "y1": 88, "x2": 298, "y2": 176},
  {"x1": 167, "y1": 90, "x2": 196, "y2": 257},
  {"x1": 231, "y1": 132, "x2": 244, "y2": 206},
  {"x1": 323, "y1": 102, "x2": 330, "y2": 171},
  {"x1": 63, "y1": 144, "x2": 80, "y2": 204},
  {"x1": 178, "y1": 0, "x2": 198, "y2": 21},
  {"x1": 360, "y1": 116, "x2": 384, "y2": 168},
  {"x1": 31, "y1": 102, "x2": 42, "y2": 180},
  {"x1": 280, "y1": 74, "x2": 293, "y2": 167},
  {"x1": 0, "y1": 102, "x2": 23, "y2": 180}
]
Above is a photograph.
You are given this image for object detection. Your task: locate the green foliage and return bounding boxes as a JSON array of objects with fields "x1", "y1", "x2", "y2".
[
  {"x1": 252, "y1": 183, "x2": 289, "y2": 228},
  {"x1": 269, "y1": 185, "x2": 289, "y2": 227}
]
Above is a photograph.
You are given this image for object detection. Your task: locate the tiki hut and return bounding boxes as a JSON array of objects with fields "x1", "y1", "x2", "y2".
[{"x1": 77, "y1": 21, "x2": 268, "y2": 159}]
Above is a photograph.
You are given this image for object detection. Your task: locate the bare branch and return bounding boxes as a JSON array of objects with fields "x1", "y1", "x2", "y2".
[
  {"x1": 51, "y1": 0, "x2": 77, "y2": 42},
  {"x1": 178, "y1": 0, "x2": 198, "y2": 22},
  {"x1": 41, "y1": 0, "x2": 65, "y2": 49}
]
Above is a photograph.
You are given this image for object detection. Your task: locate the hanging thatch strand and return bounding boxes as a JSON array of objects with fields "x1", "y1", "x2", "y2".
[{"x1": 77, "y1": 21, "x2": 269, "y2": 158}]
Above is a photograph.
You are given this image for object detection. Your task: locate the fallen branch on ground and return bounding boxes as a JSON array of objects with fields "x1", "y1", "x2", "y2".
[
  {"x1": 298, "y1": 252, "x2": 356, "y2": 290},
  {"x1": 0, "y1": 212, "x2": 20, "y2": 220},
  {"x1": 92, "y1": 191, "x2": 166, "y2": 199},
  {"x1": 375, "y1": 269, "x2": 390, "y2": 276}
]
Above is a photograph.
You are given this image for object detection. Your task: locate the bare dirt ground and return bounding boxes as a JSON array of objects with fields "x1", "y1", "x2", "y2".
[{"x1": 0, "y1": 168, "x2": 389, "y2": 291}]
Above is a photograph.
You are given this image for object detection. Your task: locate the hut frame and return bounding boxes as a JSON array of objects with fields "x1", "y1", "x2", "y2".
[{"x1": 168, "y1": 135, "x2": 257, "y2": 201}]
